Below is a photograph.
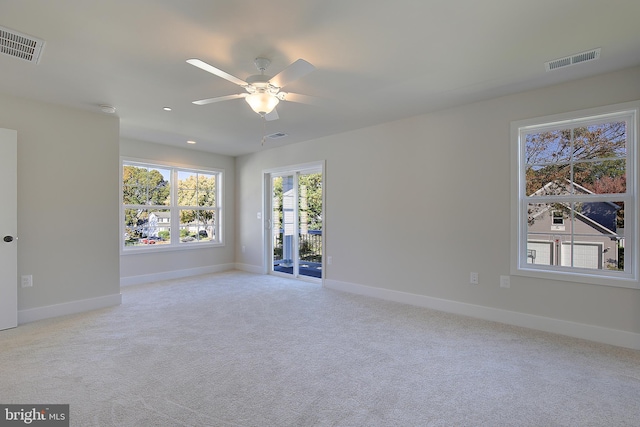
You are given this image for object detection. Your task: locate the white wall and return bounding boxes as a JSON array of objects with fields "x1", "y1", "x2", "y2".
[
  {"x1": 236, "y1": 66, "x2": 640, "y2": 347},
  {"x1": 0, "y1": 93, "x2": 121, "y2": 322},
  {"x1": 119, "y1": 138, "x2": 236, "y2": 284}
]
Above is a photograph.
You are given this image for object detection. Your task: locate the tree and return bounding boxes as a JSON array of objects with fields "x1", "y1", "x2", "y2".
[
  {"x1": 177, "y1": 173, "x2": 216, "y2": 225},
  {"x1": 122, "y1": 166, "x2": 170, "y2": 238},
  {"x1": 525, "y1": 122, "x2": 627, "y2": 230},
  {"x1": 525, "y1": 122, "x2": 626, "y2": 196},
  {"x1": 122, "y1": 166, "x2": 170, "y2": 205},
  {"x1": 299, "y1": 173, "x2": 323, "y2": 230},
  {"x1": 586, "y1": 174, "x2": 626, "y2": 194}
]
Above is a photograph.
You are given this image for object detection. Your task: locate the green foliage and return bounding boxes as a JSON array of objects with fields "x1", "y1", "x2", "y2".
[
  {"x1": 299, "y1": 173, "x2": 323, "y2": 231},
  {"x1": 177, "y1": 173, "x2": 216, "y2": 224},
  {"x1": 123, "y1": 166, "x2": 170, "y2": 237},
  {"x1": 123, "y1": 166, "x2": 170, "y2": 205}
]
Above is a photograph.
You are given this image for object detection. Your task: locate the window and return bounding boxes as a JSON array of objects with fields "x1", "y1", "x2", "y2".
[
  {"x1": 551, "y1": 211, "x2": 564, "y2": 226},
  {"x1": 121, "y1": 160, "x2": 222, "y2": 251},
  {"x1": 511, "y1": 101, "x2": 638, "y2": 287}
]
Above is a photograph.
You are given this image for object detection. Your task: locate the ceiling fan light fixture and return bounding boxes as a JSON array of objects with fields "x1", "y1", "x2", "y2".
[{"x1": 245, "y1": 92, "x2": 279, "y2": 115}]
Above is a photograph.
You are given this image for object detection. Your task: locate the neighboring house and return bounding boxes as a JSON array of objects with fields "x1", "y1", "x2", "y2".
[
  {"x1": 527, "y1": 180, "x2": 622, "y2": 270},
  {"x1": 146, "y1": 211, "x2": 171, "y2": 236},
  {"x1": 144, "y1": 211, "x2": 212, "y2": 240}
]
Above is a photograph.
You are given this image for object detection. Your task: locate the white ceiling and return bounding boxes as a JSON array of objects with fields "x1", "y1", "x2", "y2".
[{"x1": 1, "y1": 1, "x2": 640, "y2": 156}]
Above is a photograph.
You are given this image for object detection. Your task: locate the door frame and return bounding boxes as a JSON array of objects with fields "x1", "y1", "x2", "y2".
[
  {"x1": 263, "y1": 161, "x2": 325, "y2": 283},
  {"x1": 0, "y1": 128, "x2": 18, "y2": 330}
]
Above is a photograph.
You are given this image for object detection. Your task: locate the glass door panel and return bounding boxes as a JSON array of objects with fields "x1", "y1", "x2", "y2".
[
  {"x1": 272, "y1": 175, "x2": 295, "y2": 275},
  {"x1": 297, "y1": 172, "x2": 322, "y2": 278}
]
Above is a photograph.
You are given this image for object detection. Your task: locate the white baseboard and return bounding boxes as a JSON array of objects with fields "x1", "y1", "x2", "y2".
[
  {"x1": 120, "y1": 263, "x2": 235, "y2": 286},
  {"x1": 234, "y1": 263, "x2": 265, "y2": 275},
  {"x1": 324, "y1": 278, "x2": 640, "y2": 351},
  {"x1": 18, "y1": 293, "x2": 122, "y2": 325}
]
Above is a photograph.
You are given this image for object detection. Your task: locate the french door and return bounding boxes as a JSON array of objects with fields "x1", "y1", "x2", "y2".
[{"x1": 267, "y1": 164, "x2": 323, "y2": 280}]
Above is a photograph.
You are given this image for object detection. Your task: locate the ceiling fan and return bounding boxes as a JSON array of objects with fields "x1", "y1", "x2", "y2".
[{"x1": 187, "y1": 57, "x2": 317, "y2": 121}]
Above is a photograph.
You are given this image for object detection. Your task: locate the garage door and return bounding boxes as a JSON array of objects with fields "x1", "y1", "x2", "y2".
[
  {"x1": 561, "y1": 242, "x2": 601, "y2": 269},
  {"x1": 527, "y1": 241, "x2": 553, "y2": 265}
]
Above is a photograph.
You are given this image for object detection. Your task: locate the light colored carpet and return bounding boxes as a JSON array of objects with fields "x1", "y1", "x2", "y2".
[{"x1": 1, "y1": 271, "x2": 639, "y2": 426}]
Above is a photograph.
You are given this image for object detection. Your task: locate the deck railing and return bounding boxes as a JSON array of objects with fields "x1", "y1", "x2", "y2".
[{"x1": 274, "y1": 230, "x2": 322, "y2": 263}]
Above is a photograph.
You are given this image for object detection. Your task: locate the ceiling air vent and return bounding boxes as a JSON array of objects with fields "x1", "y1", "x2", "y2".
[
  {"x1": 0, "y1": 26, "x2": 46, "y2": 64},
  {"x1": 545, "y1": 48, "x2": 600, "y2": 72},
  {"x1": 267, "y1": 132, "x2": 288, "y2": 139}
]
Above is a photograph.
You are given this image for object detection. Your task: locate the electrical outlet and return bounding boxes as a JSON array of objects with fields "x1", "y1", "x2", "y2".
[
  {"x1": 327, "y1": 256, "x2": 332, "y2": 265},
  {"x1": 242, "y1": 245, "x2": 246, "y2": 253},
  {"x1": 470, "y1": 272, "x2": 479, "y2": 285},
  {"x1": 21, "y1": 275, "x2": 33, "y2": 288},
  {"x1": 500, "y1": 275, "x2": 511, "y2": 288}
]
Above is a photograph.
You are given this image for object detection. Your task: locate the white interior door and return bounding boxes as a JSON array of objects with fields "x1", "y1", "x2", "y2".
[{"x1": 0, "y1": 128, "x2": 18, "y2": 330}]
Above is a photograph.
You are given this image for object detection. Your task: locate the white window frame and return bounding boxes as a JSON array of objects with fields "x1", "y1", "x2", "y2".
[
  {"x1": 120, "y1": 158, "x2": 224, "y2": 253},
  {"x1": 510, "y1": 101, "x2": 639, "y2": 288}
]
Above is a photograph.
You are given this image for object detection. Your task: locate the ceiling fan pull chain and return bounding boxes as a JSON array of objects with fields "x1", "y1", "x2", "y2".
[{"x1": 261, "y1": 115, "x2": 266, "y2": 146}]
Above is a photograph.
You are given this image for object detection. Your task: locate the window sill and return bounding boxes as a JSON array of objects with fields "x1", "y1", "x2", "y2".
[
  {"x1": 121, "y1": 241, "x2": 225, "y2": 255},
  {"x1": 512, "y1": 265, "x2": 639, "y2": 289}
]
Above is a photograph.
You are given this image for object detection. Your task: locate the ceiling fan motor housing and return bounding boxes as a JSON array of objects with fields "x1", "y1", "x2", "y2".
[
  {"x1": 245, "y1": 74, "x2": 280, "y2": 95},
  {"x1": 254, "y1": 57, "x2": 271, "y2": 72}
]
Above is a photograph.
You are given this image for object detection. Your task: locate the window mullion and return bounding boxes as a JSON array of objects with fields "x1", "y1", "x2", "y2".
[{"x1": 170, "y1": 168, "x2": 177, "y2": 244}]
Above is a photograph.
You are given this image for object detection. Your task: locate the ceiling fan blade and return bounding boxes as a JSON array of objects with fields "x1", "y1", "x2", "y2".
[
  {"x1": 280, "y1": 92, "x2": 324, "y2": 106},
  {"x1": 264, "y1": 109, "x2": 279, "y2": 121},
  {"x1": 192, "y1": 93, "x2": 247, "y2": 105},
  {"x1": 187, "y1": 59, "x2": 248, "y2": 86},
  {"x1": 269, "y1": 59, "x2": 316, "y2": 88}
]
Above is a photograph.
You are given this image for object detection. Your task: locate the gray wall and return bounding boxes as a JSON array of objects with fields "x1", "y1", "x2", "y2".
[
  {"x1": 119, "y1": 138, "x2": 235, "y2": 282},
  {"x1": 236, "y1": 66, "x2": 640, "y2": 335},
  {"x1": 0, "y1": 93, "x2": 120, "y2": 312},
  {"x1": 3, "y1": 66, "x2": 638, "y2": 341}
]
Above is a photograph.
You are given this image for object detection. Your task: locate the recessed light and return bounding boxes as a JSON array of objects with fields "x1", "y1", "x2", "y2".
[
  {"x1": 187, "y1": 140, "x2": 196, "y2": 144},
  {"x1": 163, "y1": 107, "x2": 172, "y2": 111}
]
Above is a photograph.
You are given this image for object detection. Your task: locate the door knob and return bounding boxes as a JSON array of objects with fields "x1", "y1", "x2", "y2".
[{"x1": 3, "y1": 235, "x2": 14, "y2": 243}]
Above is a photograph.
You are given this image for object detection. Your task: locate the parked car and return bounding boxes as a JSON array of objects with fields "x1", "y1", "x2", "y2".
[{"x1": 141, "y1": 236, "x2": 162, "y2": 244}]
